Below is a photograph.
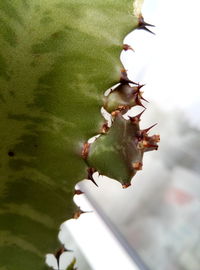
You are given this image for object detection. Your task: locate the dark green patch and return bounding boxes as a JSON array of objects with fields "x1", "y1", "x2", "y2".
[
  {"x1": 0, "y1": 93, "x2": 6, "y2": 103},
  {"x1": 1, "y1": 177, "x2": 74, "y2": 223},
  {"x1": 0, "y1": 213, "x2": 58, "y2": 253},
  {"x1": 40, "y1": 16, "x2": 54, "y2": 24},
  {"x1": 8, "y1": 113, "x2": 42, "y2": 123},
  {"x1": 0, "y1": 54, "x2": 10, "y2": 80},
  {"x1": 0, "y1": 0, "x2": 23, "y2": 25},
  {"x1": 0, "y1": 18, "x2": 17, "y2": 47},
  {"x1": 31, "y1": 31, "x2": 68, "y2": 54},
  {"x1": 0, "y1": 246, "x2": 48, "y2": 270},
  {"x1": 21, "y1": 0, "x2": 29, "y2": 10}
]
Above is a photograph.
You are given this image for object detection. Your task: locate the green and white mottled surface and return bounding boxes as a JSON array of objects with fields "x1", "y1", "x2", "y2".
[{"x1": 0, "y1": 0, "x2": 141, "y2": 269}]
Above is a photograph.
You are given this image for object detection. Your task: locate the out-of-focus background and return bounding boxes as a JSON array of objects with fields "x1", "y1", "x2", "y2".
[{"x1": 61, "y1": 0, "x2": 200, "y2": 269}]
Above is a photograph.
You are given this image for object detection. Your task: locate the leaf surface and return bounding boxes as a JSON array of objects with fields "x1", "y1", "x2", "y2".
[{"x1": 0, "y1": 0, "x2": 141, "y2": 269}]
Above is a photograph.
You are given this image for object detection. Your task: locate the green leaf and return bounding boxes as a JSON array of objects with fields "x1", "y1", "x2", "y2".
[
  {"x1": 0, "y1": 0, "x2": 142, "y2": 269},
  {"x1": 87, "y1": 113, "x2": 142, "y2": 184}
]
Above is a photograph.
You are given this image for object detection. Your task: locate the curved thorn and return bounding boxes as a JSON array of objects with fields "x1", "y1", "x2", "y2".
[
  {"x1": 87, "y1": 168, "x2": 98, "y2": 187},
  {"x1": 74, "y1": 189, "x2": 84, "y2": 195},
  {"x1": 135, "y1": 96, "x2": 146, "y2": 108},
  {"x1": 123, "y1": 44, "x2": 134, "y2": 52},
  {"x1": 129, "y1": 109, "x2": 146, "y2": 123},
  {"x1": 137, "y1": 84, "x2": 145, "y2": 90},
  {"x1": 140, "y1": 96, "x2": 149, "y2": 103},
  {"x1": 141, "y1": 123, "x2": 158, "y2": 134},
  {"x1": 139, "y1": 26, "x2": 155, "y2": 35},
  {"x1": 122, "y1": 182, "x2": 131, "y2": 188},
  {"x1": 139, "y1": 19, "x2": 155, "y2": 28},
  {"x1": 73, "y1": 208, "x2": 85, "y2": 219},
  {"x1": 120, "y1": 69, "x2": 138, "y2": 85},
  {"x1": 132, "y1": 84, "x2": 145, "y2": 94},
  {"x1": 138, "y1": 15, "x2": 155, "y2": 34},
  {"x1": 55, "y1": 246, "x2": 71, "y2": 261}
]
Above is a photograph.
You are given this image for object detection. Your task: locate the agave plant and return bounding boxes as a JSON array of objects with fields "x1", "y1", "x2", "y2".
[{"x1": 0, "y1": 0, "x2": 159, "y2": 269}]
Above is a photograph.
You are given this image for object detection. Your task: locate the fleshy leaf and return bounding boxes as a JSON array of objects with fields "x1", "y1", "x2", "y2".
[
  {"x1": 87, "y1": 113, "x2": 143, "y2": 185},
  {"x1": 0, "y1": 0, "x2": 144, "y2": 269}
]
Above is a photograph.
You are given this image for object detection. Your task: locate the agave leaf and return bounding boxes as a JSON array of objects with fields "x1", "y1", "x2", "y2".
[{"x1": 0, "y1": 0, "x2": 144, "y2": 269}]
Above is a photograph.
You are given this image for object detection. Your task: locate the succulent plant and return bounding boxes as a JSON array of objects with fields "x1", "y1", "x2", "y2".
[{"x1": 0, "y1": 0, "x2": 159, "y2": 269}]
